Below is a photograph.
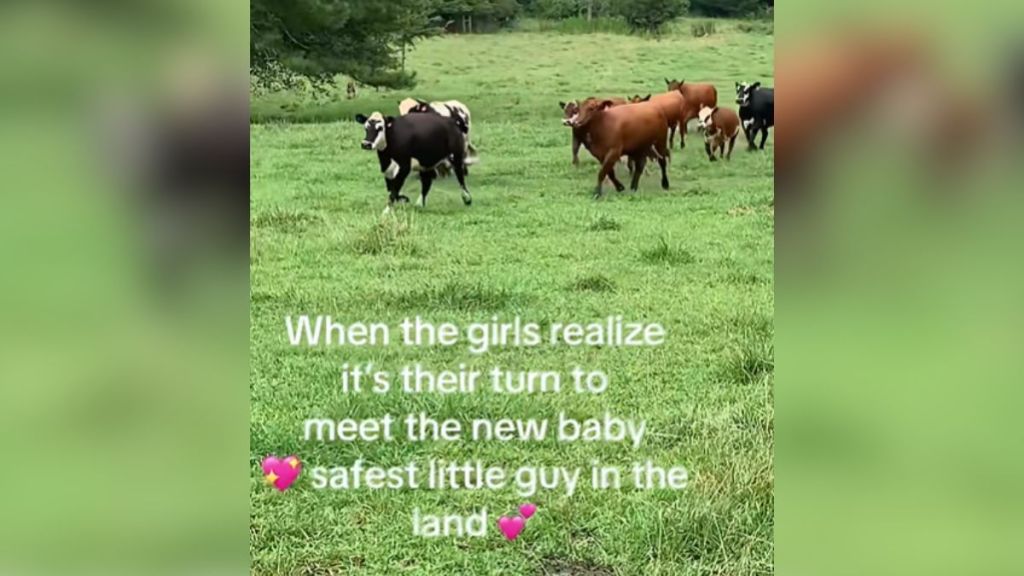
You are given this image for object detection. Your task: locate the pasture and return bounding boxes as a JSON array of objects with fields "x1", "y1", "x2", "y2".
[{"x1": 251, "y1": 21, "x2": 774, "y2": 576}]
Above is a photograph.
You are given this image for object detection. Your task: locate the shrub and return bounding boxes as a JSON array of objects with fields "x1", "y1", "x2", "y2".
[
  {"x1": 586, "y1": 214, "x2": 623, "y2": 231},
  {"x1": 640, "y1": 236, "x2": 695, "y2": 265},
  {"x1": 691, "y1": 20, "x2": 716, "y2": 37},
  {"x1": 614, "y1": 0, "x2": 688, "y2": 34},
  {"x1": 570, "y1": 274, "x2": 617, "y2": 293},
  {"x1": 736, "y1": 19, "x2": 773, "y2": 35}
]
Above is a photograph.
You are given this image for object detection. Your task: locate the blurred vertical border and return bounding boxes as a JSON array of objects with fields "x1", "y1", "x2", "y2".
[
  {"x1": 777, "y1": 0, "x2": 1024, "y2": 574},
  {"x1": 0, "y1": 0, "x2": 248, "y2": 573}
]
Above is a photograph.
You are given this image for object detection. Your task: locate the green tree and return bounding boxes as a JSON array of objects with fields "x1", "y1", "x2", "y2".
[
  {"x1": 615, "y1": 0, "x2": 688, "y2": 34},
  {"x1": 250, "y1": 0, "x2": 440, "y2": 92},
  {"x1": 689, "y1": 0, "x2": 770, "y2": 17}
]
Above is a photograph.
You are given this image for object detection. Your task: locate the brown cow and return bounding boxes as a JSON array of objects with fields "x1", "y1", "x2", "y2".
[
  {"x1": 565, "y1": 99, "x2": 670, "y2": 197},
  {"x1": 665, "y1": 78, "x2": 719, "y2": 148},
  {"x1": 560, "y1": 97, "x2": 627, "y2": 165},
  {"x1": 629, "y1": 91, "x2": 688, "y2": 150},
  {"x1": 697, "y1": 105, "x2": 741, "y2": 161}
]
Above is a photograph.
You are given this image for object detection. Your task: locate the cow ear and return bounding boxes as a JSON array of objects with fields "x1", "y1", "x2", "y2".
[
  {"x1": 355, "y1": 114, "x2": 368, "y2": 124},
  {"x1": 664, "y1": 78, "x2": 671, "y2": 85},
  {"x1": 559, "y1": 101, "x2": 566, "y2": 109},
  {"x1": 712, "y1": 106, "x2": 719, "y2": 114},
  {"x1": 385, "y1": 115, "x2": 396, "y2": 126},
  {"x1": 600, "y1": 99, "x2": 615, "y2": 110},
  {"x1": 643, "y1": 94, "x2": 651, "y2": 101},
  {"x1": 751, "y1": 82, "x2": 761, "y2": 90}
]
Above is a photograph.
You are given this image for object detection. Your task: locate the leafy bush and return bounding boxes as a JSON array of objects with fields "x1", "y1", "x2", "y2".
[
  {"x1": 614, "y1": 0, "x2": 688, "y2": 34},
  {"x1": 690, "y1": 0, "x2": 769, "y2": 17},
  {"x1": 691, "y1": 20, "x2": 716, "y2": 37},
  {"x1": 534, "y1": 16, "x2": 630, "y2": 34},
  {"x1": 736, "y1": 19, "x2": 773, "y2": 35}
]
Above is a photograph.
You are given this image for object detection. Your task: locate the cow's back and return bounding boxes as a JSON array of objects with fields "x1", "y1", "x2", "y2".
[
  {"x1": 597, "y1": 102, "x2": 668, "y2": 153},
  {"x1": 712, "y1": 107, "x2": 741, "y2": 138},
  {"x1": 679, "y1": 83, "x2": 719, "y2": 120},
  {"x1": 649, "y1": 91, "x2": 687, "y2": 124}
]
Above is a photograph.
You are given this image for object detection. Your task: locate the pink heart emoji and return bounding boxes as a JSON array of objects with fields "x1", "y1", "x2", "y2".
[
  {"x1": 519, "y1": 503, "x2": 537, "y2": 519},
  {"x1": 497, "y1": 515, "x2": 525, "y2": 541},
  {"x1": 261, "y1": 455, "x2": 301, "y2": 491}
]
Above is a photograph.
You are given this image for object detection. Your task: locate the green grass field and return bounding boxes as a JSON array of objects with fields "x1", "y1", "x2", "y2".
[{"x1": 251, "y1": 21, "x2": 774, "y2": 576}]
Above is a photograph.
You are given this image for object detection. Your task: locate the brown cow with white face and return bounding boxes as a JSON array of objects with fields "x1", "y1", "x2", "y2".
[
  {"x1": 665, "y1": 78, "x2": 719, "y2": 148},
  {"x1": 565, "y1": 99, "x2": 670, "y2": 197},
  {"x1": 697, "y1": 105, "x2": 741, "y2": 162}
]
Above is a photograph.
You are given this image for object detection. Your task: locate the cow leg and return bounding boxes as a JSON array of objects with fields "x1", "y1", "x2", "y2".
[
  {"x1": 629, "y1": 155, "x2": 647, "y2": 191},
  {"x1": 657, "y1": 155, "x2": 669, "y2": 190},
  {"x1": 677, "y1": 120, "x2": 686, "y2": 149},
  {"x1": 651, "y1": 137, "x2": 669, "y2": 190},
  {"x1": 595, "y1": 150, "x2": 623, "y2": 197},
  {"x1": 748, "y1": 120, "x2": 762, "y2": 150},
  {"x1": 705, "y1": 139, "x2": 716, "y2": 162},
  {"x1": 418, "y1": 170, "x2": 435, "y2": 208},
  {"x1": 726, "y1": 134, "x2": 737, "y2": 160},
  {"x1": 571, "y1": 134, "x2": 582, "y2": 166},
  {"x1": 384, "y1": 163, "x2": 412, "y2": 212},
  {"x1": 758, "y1": 125, "x2": 769, "y2": 150},
  {"x1": 450, "y1": 157, "x2": 472, "y2": 206}
]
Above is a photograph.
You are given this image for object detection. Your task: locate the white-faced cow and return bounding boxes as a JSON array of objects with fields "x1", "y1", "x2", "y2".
[
  {"x1": 355, "y1": 111, "x2": 472, "y2": 212},
  {"x1": 736, "y1": 81, "x2": 774, "y2": 150}
]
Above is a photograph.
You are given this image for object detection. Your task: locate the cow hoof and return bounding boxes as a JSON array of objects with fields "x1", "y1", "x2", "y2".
[
  {"x1": 396, "y1": 195, "x2": 410, "y2": 203},
  {"x1": 614, "y1": 184, "x2": 625, "y2": 193},
  {"x1": 661, "y1": 180, "x2": 669, "y2": 190},
  {"x1": 461, "y1": 191, "x2": 472, "y2": 206}
]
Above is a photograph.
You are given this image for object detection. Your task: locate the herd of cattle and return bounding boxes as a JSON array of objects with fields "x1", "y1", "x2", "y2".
[{"x1": 356, "y1": 80, "x2": 774, "y2": 210}]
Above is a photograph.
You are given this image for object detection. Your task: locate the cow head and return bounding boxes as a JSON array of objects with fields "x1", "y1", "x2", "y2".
[
  {"x1": 629, "y1": 94, "x2": 652, "y2": 103},
  {"x1": 355, "y1": 112, "x2": 391, "y2": 151},
  {"x1": 736, "y1": 82, "x2": 760, "y2": 106},
  {"x1": 568, "y1": 98, "x2": 615, "y2": 128},
  {"x1": 666, "y1": 78, "x2": 684, "y2": 91},
  {"x1": 560, "y1": 100, "x2": 581, "y2": 126},
  {"x1": 444, "y1": 104, "x2": 470, "y2": 134},
  {"x1": 697, "y1": 106, "x2": 717, "y2": 133}
]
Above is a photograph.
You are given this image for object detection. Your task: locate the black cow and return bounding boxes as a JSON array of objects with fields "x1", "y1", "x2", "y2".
[
  {"x1": 736, "y1": 81, "x2": 774, "y2": 150},
  {"x1": 354, "y1": 111, "x2": 471, "y2": 212}
]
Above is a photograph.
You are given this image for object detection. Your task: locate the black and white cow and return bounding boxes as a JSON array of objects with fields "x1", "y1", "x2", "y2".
[
  {"x1": 355, "y1": 111, "x2": 472, "y2": 212},
  {"x1": 736, "y1": 81, "x2": 774, "y2": 150}
]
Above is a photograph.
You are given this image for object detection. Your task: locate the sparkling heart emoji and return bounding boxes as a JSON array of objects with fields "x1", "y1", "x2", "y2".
[
  {"x1": 261, "y1": 455, "x2": 301, "y2": 491},
  {"x1": 519, "y1": 503, "x2": 537, "y2": 519},
  {"x1": 497, "y1": 515, "x2": 525, "y2": 541}
]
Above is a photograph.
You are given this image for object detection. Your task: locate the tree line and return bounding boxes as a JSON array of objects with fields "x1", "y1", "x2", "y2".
[{"x1": 251, "y1": 0, "x2": 772, "y2": 92}]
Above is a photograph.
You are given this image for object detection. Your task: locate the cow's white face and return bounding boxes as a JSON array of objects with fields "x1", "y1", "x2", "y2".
[
  {"x1": 360, "y1": 112, "x2": 387, "y2": 151},
  {"x1": 698, "y1": 106, "x2": 715, "y2": 131},
  {"x1": 735, "y1": 82, "x2": 750, "y2": 105},
  {"x1": 736, "y1": 82, "x2": 760, "y2": 107}
]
